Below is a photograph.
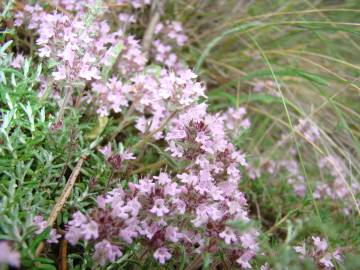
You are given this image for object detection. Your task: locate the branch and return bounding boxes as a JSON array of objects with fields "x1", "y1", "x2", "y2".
[
  {"x1": 35, "y1": 156, "x2": 86, "y2": 256},
  {"x1": 141, "y1": 0, "x2": 164, "y2": 59}
]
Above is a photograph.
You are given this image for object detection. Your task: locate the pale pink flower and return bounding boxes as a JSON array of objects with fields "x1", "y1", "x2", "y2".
[
  {"x1": 153, "y1": 247, "x2": 172, "y2": 264},
  {"x1": 312, "y1": 236, "x2": 328, "y2": 252},
  {"x1": 93, "y1": 240, "x2": 122, "y2": 266},
  {"x1": 0, "y1": 242, "x2": 20, "y2": 268},
  {"x1": 81, "y1": 221, "x2": 99, "y2": 240},
  {"x1": 165, "y1": 226, "x2": 182, "y2": 243},
  {"x1": 219, "y1": 227, "x2": 237, "y2": 244},
  {"x1": 10, "y1": 54, "x2": 25, "y2": 69},
  {"x1": 150, "y1": 199, "x2": 169, "y2": 217},
  {"x1": 65, "y1": 226, "x2": 83, "y2": 245},
  {"x1": 154, "y1": 172, "x2": 171, "y2": 185},
  {"x1": 68, "y1": 211, "x2": 87, "y2": 227}
]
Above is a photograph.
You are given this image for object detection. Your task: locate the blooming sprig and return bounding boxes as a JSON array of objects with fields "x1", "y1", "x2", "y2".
[
  {"x1": 294, "y1": 236, "x2": 342, "y2": 269},
  {"x1": 221, "y1": 107, "x2": 251, "y2": 138},
  {"x1": 152, "y1": 21, "x2": 188, "y2": 70},
  {"x1": 66, "y1": 167, "x2": 257, "y2": 267},
  {"x1": 66, "y1": 104, "x2": 257, "y2": 267},
  {"x1": 313, "y1": 155, "x2": 360, "y2": 215}
]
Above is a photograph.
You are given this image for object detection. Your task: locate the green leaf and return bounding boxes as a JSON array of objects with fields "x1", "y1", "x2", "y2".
[
  {"x1": 31, "y1": 264, "x2": 57, "y2": 270},
  {"x1": 85, "y1": 116, "x2": 108, "y2": 140},
  {"x1": 202, "y1": 252, "x2": 212, "y2": 270},
  {"x1": 33, "y1": 257, "x2": 55, "y2": 265},
  {"x1": 29, "y1": 227, "x2": 50, "y2": 254},
  {"x1": 226, "y1": 219, "x2": 253, "y2": 233},
  {"x1": 0, "y1": 40, "x2": 13, "y2": 54},
  {"x1": 101, "y1": 42, "x2": 123, "y2": 80},
  {"x1": 195, "y1": 22, "x2": 261, "y2": 72},
  {"x1": 148, "y1": 143, "x2": 180, "y2": 169}
]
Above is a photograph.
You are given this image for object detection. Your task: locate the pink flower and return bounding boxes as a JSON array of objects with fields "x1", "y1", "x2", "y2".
[
  {"x1": 10, "y1": 54, "x2": 25, "y2": 69},
  {"x1": 260, "y1": 263, "x2": 271, "y2": 270},
  {"x1": 68, "y1": 211, "x2": 87, "y2": 227},
  {"x1": 33, "y1": 215, "x2": 60, "y2": 244},
  {"x1": 121, "y1": 150, "x2": 136, "y2": 161},
  {"x1": 240, "y1": 232, "x2": 258, "y2": 251},
  {"x1": 52, "y1": 66, "x2": 67, "y2": 81},
  {"x1": 0, "y1": 242, "x2": 20, "y2": 268},
  {"x1": 93, "y1": 240, "x2": 122, "y2": 266},
  {"x1": 112, "y1": 204, "x2": 129, "y2": 219},
  {"x1": 319, "y1": 254, "x2": 334, "y2": 268},
  {"x1": 153, "y1": 247, "x2": 172, "y2": 264},
  {"x1": 191, "y1": 207, "x2": 209, "y2": 227},
  {"x1": 118, "y1": 13, "x2": 136, "y2": 23},
  {"x1": 33, "y1": 215, "x2": 48, "y2": 234},
  {"x1": 135, "y1": 178, "x2": 155, "y2": 195},
  {"x1": 154, "y1": 172, "x2": 171, "y2": 185},
  {"x1": 219, "y1": 227, "x2": 237, "y2": 245},
  {"x1": 38, "y1": 46, "x2": 51, "y2": 58},
  {"x1": 119, "y1": 227, "x2": 138, "y2": 244},
  {"x1": 171, "y1": 198, "x2": 186, "y2": 214},
  {"x1": 123, "y1": 197, "x2": 142, "y2": 216},
  {"x1": 164, "y1": 182, "x2": 181, "y2": 196},
  {"x1": 99, "y1": 144, "x2": 112, "y2": 159},
  {"x1": 150, "y1": 199, "x2": 169, "y2": 217},
  {"x1": 165, "y1": 226, "x2": 183, "y2": 243},
  {"x1": 48, "y1": 229, "x2": 61, "y2": 244},
  {"x1": 79, "y1": 66, "x2": 100, "y2": 81},
  {"x1": 236, "y1": 252, "x2": 253, "y2": 269},
  {"x1": 332, "y1": 249, "x2": 342, "y2": 262},
  {"x1": 294, "y1": 244, "x2": 306, "y2": 256},
  {"x1": 81, "y1": 221, "x2": 99, "y2": 240},
  {"x1": 65, "y1": 227, "x2": 83, "y2": 245},
  {"x1": 312, "y1": 236, "x2": 328, "y2": 252}
]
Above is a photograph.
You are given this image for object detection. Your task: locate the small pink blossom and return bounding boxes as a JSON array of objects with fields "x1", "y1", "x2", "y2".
[
  {"x1": 165, "y1": 226, "x2": 183, "y2": 243},
  {"x1": 65, "y1": 227, "x2": 83, "y2": 245},
  {"x1": 81, "y1": 221, "x2": 99, "y2": 240},
  {"x1": 0, "y1": 242, "x2": 20, "y2": 268},
  {"x1": 150, "y1": 199, "x2": 169, "y2": 217},
  {"x1": 312, "y1": 236, "x2": 328, "y2": 252},
  {"x1": 219, "y1": 227, "x2": 237, "y2": 244},
  {"x1": 153, "y1": 247, "x2": 172, "y2": 264},
  {"x1": 93, "y1": 240, "x2": 123, "y2": 266}
]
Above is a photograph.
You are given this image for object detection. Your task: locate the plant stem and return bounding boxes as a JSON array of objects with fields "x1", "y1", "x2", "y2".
[
  {"x1": 55, "y1": 86, "x2": 72, "y2": 124},
  {"x1": 141, "y1": 0, "x2": 164, "y2": 59},
  {"x1": 35, "y1": 156, "x2": 86, "y2": 256}
]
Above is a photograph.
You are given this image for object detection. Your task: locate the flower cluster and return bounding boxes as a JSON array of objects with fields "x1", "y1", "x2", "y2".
[
  {"x1": 221, "y1": 107, "x2": 251, "y2": 138},
  {"x1": 32, "y1": 216, "x2": 61, "y2": 244},
  {"x1": 116, "y1": 0, "x2": 151, "y2": 9},
  {"x1": 132, "y1": 69, "x2": 206, "y2": 139},
  {"x1": 294, "y1": 118, "x2": 321, "y2": 144},
  {"x1": 98, "y1": 143, "x2": 135, "y2": 171},
  {"x1": 294, "y1": 236, "x2": 342, "y2": 269},
  {"x1": 313, "y1": 155, "x2": 360, "y2": 215},
  {"x1": 66, "y1": 82, "x2": 257, "y2": 267},
  {"x1": 66, "y1": 166, "x2": 257, "y2": 267},
  {"x1": 152, "y1": 21, "x2": 188, "y2": 70},
  {"x1": 51, "y1": 0, "x2": 98, "y2": 12},
  {"x1": 14, "y1": 3, "x2": 149, "y2": 85},
  {"x1": 253, "y1": 80, "x2": 275, "y2": 92}
]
